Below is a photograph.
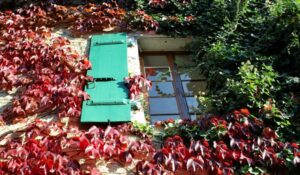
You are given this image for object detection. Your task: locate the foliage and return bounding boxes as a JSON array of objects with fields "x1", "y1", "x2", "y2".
[
  {"x1": 152, "y1": 109, "x2": 300, "y2": 174},
  {"x1": 110, "y1": 1, "x2": 300, "y2": 136},
  {"x1": 0, "y1": 2, "x2": 127, "y2": 35},
  {"x1": 126, "y1": 9, "x2": 159, "y2": 31},
  {"x1": 198, "y1": 61, "x2": 280, "y2": 113},
  {"x1": 122, "y1": 0, "x2": 300, "y2": 142},
  {"x1": 226, "y1": 61, "x2": 278, "y2": 110},
  {"x1": 0, "y1": 1, "x2": 134, "y2": 122},
  {"x1": 138, "y1": 0, "x2": 239, "y2": 36},
  {"x1": 182, "y1": 0, "x2": 300, "y2": 140},
  {"x1": 0, "y1": 119, "x2": 154, "y2": 174},
  {"x1": 132, "y1": 121, "x2": 153, "y2": 135},
  {"x1": 0, "y1": 0, "x2": 300, "y2": 174},
  {"x1": 120, "y1": 1, "x2": 300, "y2": 136},
  {"x1": 0, "y1": 14, "x2": 92, "y2": 121},
  {"x1": 1, "y1": 110, "x2": 299, "y2": 174},
  {"x1": 70, "y1": 2, "x2": 126, "y2": 35},
  {"x1": 124, "y1": 75, "x2": 152, "y2": 100}
]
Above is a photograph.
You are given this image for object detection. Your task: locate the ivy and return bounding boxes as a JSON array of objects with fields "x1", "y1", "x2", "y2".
[{"x1": 0, "y1": 0, "x2": 300, "y2": 174}]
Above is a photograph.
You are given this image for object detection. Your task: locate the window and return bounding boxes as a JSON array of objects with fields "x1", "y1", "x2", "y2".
[{"x1": 141, "y1": 52, "x2": 206, "y2": 123}]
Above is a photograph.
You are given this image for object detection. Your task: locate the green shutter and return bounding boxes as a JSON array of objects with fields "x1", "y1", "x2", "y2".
[{"x1": 81, "y1": 33, "x2": 130, "y2": 123}]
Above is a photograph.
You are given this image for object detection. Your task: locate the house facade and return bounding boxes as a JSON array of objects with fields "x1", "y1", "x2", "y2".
[{"x1": 79, "y1": 33, "x2": 207, "y2": 124}]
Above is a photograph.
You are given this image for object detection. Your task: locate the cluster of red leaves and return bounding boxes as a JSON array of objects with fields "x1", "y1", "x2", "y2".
[
  {"x1": 124, "y1": 75, "x2": 152, "y2": 100},
  {"x1": 1, "y1": 1, "x2": 159, "y2": 35},
  {"x1": 0, "y1": 10, "x2": 92, "y2": 122},
  {"x1": 70, "y1": 2, "x2": 126, "y2": 35},
  {"x1": 15, "y1": 4, "x2": 71, "y2": 27},
  {"x1": 137, "y1": 109, "x2": 300, "y2": 174},
  {"x1": 2, "y1": 2, "x2": 126, "y2": 36},
  {"x1": 0, "y1": 119, "x2": 155, "y2": 174}
]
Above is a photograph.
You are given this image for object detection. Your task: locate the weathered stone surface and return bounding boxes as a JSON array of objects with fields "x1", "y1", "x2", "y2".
[
  {"x1": 97, "y1": 160, "x2": 135, "y2": 175},
  {"x1": 0, "y1": 89, "x2": 16, "y2": 113},
  {"x1": 52, "y1": 29, "x2": 89, "y2": 56}
]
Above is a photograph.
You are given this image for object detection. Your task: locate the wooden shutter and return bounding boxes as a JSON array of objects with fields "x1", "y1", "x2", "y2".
[{"x1": 81, "y1": 33, "x2": 130, "y2": 123}]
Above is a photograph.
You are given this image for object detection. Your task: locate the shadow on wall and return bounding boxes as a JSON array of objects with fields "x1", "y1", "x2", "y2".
[
  {"x1": 0, "y1": 91, "x2": 13, "y2": 114},
  {"x1": 0, "y1": 0, "x2": 99, "y2": 10},
  {"x1": 0, "y1": 0, "x2": 14, "y2": 9}
]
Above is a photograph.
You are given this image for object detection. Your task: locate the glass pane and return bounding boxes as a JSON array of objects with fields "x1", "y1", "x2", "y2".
[
  {"x1": 151, "y1": 115, "x2": 180, "y2": 124},
  {"x1": 149, "y1": 98, "x2": 179, "y2": 114},
  {"x1": 182, "y1": 81, "x2": 207, "y2": 96},
  {"x1": 145, "y1": 68, "x2": 172, "y2": 81},
  {"x1": 174, "y1": 55, "x2": 195, "y2": 67},
  {"x1": 186, "y1": 97, "x2": 200, "y2": 113},
  {"x1": 149, "y1": 82, "x2": 175, "y2": 97},
  {"x1": 144, "y1": 55, "x2": 169, "y2": 67},
  {"x1": 177, "y1": 68, "x2": 205, "y2": 80}
]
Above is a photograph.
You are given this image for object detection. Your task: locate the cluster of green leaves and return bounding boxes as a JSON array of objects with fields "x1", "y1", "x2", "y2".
[
  {"x1": 124, "y1": 0, "x2": 298, "y2": 122},
  {"x1": 130, "y1": 0, "x2": 239, "y2": 36},
  {"x1": 132, "y1": 121, "x2": 154, "y2": 135},
  {"x1": 198, "y1": 1, "x2": 299, "y2": 137},
  {"x1": 120, "y1": 0, "x2": 300, "y2": 141},
  {"x1": 153, "y1": 0, "x2": 300, "y2": 141}
]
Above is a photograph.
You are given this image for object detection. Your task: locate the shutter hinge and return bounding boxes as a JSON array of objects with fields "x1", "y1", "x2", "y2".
[
  {"x1": 86, "y1": 77, "x2": 115, "y2": 89},
  {"x1": 86, "y1": 99, "x2": 129, "y2": 105},
  {"x1": 94, "y1": 40, "x2": 125, "y2": 46}
]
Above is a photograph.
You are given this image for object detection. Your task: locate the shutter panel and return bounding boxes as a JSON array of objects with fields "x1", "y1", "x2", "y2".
[{"x1": 81, "y1": 33, "x2": 130, "y2": 123}]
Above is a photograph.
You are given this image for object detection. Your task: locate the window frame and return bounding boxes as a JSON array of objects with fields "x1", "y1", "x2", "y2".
[{"x1": 140, "y1": 51, "x2": 196, "y2": 122}]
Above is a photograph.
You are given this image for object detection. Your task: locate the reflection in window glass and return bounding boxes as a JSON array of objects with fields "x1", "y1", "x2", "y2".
[
  {"x1": 144, "y1": 55, "x2": 169, "y2": 67},
  {"x1": 186, "y1": 97, "x2": 200, "y2": 113},
  {"x1": 151, "y1": 115, "x2": 180, "y2": 124},
  {"x1": 149, "y1": 98, "x2": 179, "y2": 114},
  {"x1": 149, "y1": 82, "x2": 175, "y2": 97},
  {"x1": 143, "y1": 53, "x2": 206, "y2": 122},
  {"x1": 145, "y1": 68, "x2": 172, "y2": 81},
  {"x1": 177, "y1": 68, "x2": 205, "y2": 80},
  {"x1": 182, "y1": 81, "x2": 207, "y2": 96}
]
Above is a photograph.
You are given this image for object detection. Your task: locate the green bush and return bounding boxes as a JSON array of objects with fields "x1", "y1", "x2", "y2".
[
  {"x1": 187, "y1": 0, "x2": 300, "y2": 140},
  {"x1": 226, "y1": 61, "x2": 278, "y2": 110},
  {"x1": 127, "y1": 0, "x2": 299, "y2": 141}
]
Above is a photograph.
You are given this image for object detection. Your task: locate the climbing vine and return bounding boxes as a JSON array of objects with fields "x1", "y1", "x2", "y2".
[{"x1": 0, "y1": 0, "x2": 300, "y2": 174}]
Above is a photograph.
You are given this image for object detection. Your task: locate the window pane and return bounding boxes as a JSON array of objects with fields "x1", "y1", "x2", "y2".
[
  {"x1": 174, "y1": 55, "x2": 195, "y2": 67},
  {"x1": 149, "y1": 98, "x2": 179, "y2": 114},
  {"x1": 145, "y1": 68, "x2": 172, "y2": 81},
  {"x1": 151, "y1": 115, "x2": 180, "y2": 124},
  {"x1": 149, "y1": 82, "x2": 175, "y2": 97},
  {"x1": 144, "y1": 55, "x2": 169, "y2": 67},
  {"x1": 177, "y1": 68, "x2": 205, "y2": 80},
  {"x1": 182, "y1": 81, "x2": 207, "y2": 96},
  {"x1": 186, "y1": 97, "x2": 200, "y2": 113}
]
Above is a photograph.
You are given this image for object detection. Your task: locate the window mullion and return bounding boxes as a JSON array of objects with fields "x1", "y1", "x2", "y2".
[{"x1": 167, "y1": 53, "x2": 190, "y2": 120}]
